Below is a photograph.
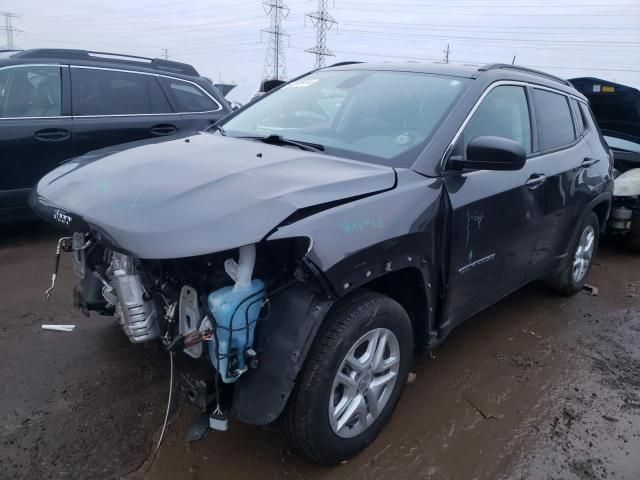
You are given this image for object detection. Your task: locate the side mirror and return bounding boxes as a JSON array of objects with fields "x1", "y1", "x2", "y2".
[{"x1": 449, "y1": 136, "x2": 526, "y2": 171}]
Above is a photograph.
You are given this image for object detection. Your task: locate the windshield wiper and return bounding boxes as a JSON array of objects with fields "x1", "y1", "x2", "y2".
[{"x1": 242, "y1": 134, "x2": 325, "y2": 152}]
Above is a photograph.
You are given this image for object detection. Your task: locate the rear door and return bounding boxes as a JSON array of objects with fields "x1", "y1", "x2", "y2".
[
  {"x1": 443, "y1": 83, "x2": 546, "y2": 326},
  {"x1": 70, "y1": 66, "x2": 177, "y2": 157},
  {"x1": 0, "y1": 64, "x2": 73, "y2": 211},
  {"x1": 527, "y1": 87, "x2": 602, "y2": 276},
  {"x1": 156, "y1": 75, "x2": 228, "y2": 132}
]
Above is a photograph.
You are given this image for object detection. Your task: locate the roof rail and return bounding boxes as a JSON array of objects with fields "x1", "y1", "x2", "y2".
[
  {"x1": 478, "y1": 63, "x2": 571, "y2": 87},
  {"x1": 326, "y1": 61, "x2": 364, "y2": 68},
  {"x1": 11, "y1": 49, "x2": 199, "y2": 76}
]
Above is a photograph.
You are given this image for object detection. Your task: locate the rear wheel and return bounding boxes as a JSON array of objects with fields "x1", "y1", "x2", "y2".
[
  {"x1": 547, "y1": 211, "x2": 599, "y2": 296},
  {"x1": 281, "y1": 290, "x2": 413, "y2": 465}
]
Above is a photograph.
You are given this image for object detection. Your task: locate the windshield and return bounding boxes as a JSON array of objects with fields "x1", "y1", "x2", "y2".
[
  {"x1": 605, "y1": 135, "x2": 640, "y2": 153},
  {"x1": 221, "y1": 69, "x2": 469, "y2": 166}
]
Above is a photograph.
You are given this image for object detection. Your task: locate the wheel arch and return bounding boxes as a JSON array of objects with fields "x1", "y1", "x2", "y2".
[{"x1": 359, "y1": 267, "x2": 431, "y2": 349}]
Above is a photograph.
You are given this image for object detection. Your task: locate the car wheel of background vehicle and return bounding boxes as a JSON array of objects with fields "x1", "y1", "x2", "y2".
[
  {"x1": 628, "y1": 215, "x2": 640, "y2": 252},
  {"x1": 281, "y1": 290, "x2": 413, "y2": 465},
  {"x1": 546, "y1": 211, "x2": 600, "y2": 296}
]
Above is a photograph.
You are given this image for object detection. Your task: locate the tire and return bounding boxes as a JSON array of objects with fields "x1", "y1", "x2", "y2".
[
  {"x1": 547, "y1": 211, "x2": 600, "y2": 296},
  {"x1": 281, "y1": 290, "x2": 413, "y2": 465}
]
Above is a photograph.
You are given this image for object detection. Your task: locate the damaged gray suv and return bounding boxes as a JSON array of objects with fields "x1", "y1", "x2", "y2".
[{"x1": 31, "y1": 62, "x2": 613, "y2": 464}]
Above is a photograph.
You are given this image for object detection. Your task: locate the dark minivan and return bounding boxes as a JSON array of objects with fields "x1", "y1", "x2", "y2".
[{"x1": 0, "y1": 49, "x2": 232, "y2": 221}]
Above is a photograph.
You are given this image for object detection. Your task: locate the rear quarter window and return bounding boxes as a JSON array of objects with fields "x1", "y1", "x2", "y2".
[
  {"x1": 158, "y1": 77, "x2": 220, "y2": 113},
  {"x1": 532, "y1": 89, "x2": 576, "y2": 151}
]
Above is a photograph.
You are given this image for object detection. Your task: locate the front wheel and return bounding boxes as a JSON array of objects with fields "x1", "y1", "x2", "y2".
[
  {"x1": 281, "y1": 290, "x2": 413, "y2": 465},
  {"x1": 547, "y1": 211, "x2": 600, "y2": 296}
]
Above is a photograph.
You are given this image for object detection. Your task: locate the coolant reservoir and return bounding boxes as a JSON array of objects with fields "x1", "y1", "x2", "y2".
[{"x1": 207, "y1": 279, "x2": 265, "y2": 383}]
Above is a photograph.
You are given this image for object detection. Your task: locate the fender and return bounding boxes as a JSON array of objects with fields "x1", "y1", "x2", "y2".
[
  {"x1": 231, "y1": 169, "x2": 444, "y2": 424},
  {"x1": 231, "y1": 283, "x2": 332, "y2": 425},
  {"x1": 562, "y1": 191, "x2": 612, "y2": 266}
]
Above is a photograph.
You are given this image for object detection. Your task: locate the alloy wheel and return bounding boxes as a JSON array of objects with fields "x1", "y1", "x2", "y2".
[
  {"x1": 573, "y1": 225, "x2": 595, "y2": 283},
  {"x1": 328, "y1": 328, "x2": 401, "y2": 439}
]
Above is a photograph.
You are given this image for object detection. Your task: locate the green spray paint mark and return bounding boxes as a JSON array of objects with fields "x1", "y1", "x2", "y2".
[{"x1": 342, "y1": 218, "x2": 384, "y2": 234}]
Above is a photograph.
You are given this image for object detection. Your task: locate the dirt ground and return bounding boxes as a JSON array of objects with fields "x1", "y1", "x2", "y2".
[{"x1": 1, "y1": 221, "x2": 638, "y2": 480}]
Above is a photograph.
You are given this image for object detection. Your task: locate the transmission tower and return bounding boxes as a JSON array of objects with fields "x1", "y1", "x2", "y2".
[
  {"x1": 262, "y1": 0, "x2": 289, "y2": 80},
  {"x1": 306, "y1": 0, "x2": 337, "y2": 69},
  {"x1": 1, "y1": 12, "x2": 22, "y2": 50},
  {"x1": 443, "y1": 44, "x2": 451, "y2": 63},
  {"x1": 161, "y1": 48, "x2": 169, "y2": 60}
]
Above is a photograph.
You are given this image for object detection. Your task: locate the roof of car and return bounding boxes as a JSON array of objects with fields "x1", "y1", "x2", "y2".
[
  {"x1": 0, "y1": 48, "x2": 200, "y2": 78},
  {"x1": 324, "y1": 61, "x2": 582, "y2": 98},
  {"x1": 325, "y1": 61, "x2": 482, "y2": 78}
]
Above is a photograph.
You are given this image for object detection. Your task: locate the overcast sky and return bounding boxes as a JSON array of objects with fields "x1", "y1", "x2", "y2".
[{"x1": 3, "y1": 0, "x2": 640, "y2": 88}]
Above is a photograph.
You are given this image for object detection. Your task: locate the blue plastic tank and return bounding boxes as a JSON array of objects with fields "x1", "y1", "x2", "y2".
[{"x1": 207, "y1": 279, "x2": 265, "y2": 383}]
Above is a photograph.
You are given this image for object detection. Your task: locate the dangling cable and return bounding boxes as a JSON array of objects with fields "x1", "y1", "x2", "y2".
[{"x1": 155, "y1": 351, "x2": 174, "y2": 452}]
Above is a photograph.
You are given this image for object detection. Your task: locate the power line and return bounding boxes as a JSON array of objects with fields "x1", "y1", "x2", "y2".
[
  {"x1": 262, "y1": 0, "x2": 289, "y2": 80},
  {"x1": 335, "y1": 5, "x2": 640, "y2": 16},
  {"x1": 336, "y1": 28, "x2": 640, "y2": 47},
  {"x1": 26, "y1": 0, "x2": 261, "y2": 23},
  {"x1": 305, "y1": 0, "x2": 338, "y2": 69},
  {"x1": 339, "y1": 1, "x2": 639, "y2": 7},
  {"x1": 1, "y1": 12, "x2": 22, "y2": 49}
]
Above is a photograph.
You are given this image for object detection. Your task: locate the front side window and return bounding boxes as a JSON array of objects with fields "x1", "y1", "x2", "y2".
[
  {"x1": 460, "y1": 85, "x2": 532, "y2": 155},
  {"x1": 533, "y1": 89, "x2": 576, "y2": 151},
  {"x1": 158, "y1": 77, "x2": 219, "y2": 112},
  {"x1": 0, "y1": 65, "x2": 62, "y2": 118},
  {"x1": 221, "y1": 70, "x2": 469, "y2": 165},
  {"x1": 72, "y1": 68, "x2": 155, "y2": 115}
]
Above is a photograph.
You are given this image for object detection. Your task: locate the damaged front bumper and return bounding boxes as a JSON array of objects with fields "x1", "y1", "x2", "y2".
[{"x1": 47, "y1": 229, "x2": 332, "y2": 427}]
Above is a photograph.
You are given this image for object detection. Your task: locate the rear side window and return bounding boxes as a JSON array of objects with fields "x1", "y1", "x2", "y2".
[
  {"x1": 0, "y1": 65, "x2": 62, "y2": 118},
  {"x1": 72, "y1": 68, "x2": 171, "y2": 115},
  {"x1": 461, "y1": 85, "x2": 532, "y2": 154},
  {"x1": 532, "y1": 89, "x2": 576, "y2": 151},
  {"x1": 158, "y1": 77, "x2": 220, "y2": 112}
]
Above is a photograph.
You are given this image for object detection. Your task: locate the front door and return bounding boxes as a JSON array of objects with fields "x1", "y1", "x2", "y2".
[
  {"x1": 443, "y1": 84, "x2": 546, "y2": 326},
  {"x1": 0, "y1": 64, "x2": 73, "y2": 212}
]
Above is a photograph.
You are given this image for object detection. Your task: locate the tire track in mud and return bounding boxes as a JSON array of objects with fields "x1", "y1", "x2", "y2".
[{"x1": 506, "y1": 307, "x2": 640, "y2": 480}]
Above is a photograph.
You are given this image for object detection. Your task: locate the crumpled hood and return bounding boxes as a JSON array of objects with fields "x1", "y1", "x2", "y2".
[{"x1": 31, "y1": 132, "x2": 396, "y2": 258}]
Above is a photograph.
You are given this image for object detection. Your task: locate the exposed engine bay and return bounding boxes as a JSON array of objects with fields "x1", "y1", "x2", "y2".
[{"x1": 62, "y1": 233, "x2": 310, "y2": 386}]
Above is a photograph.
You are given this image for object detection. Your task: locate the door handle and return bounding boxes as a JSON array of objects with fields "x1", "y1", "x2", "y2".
[
  {"x1": 525, "y1": 174, "x2": 546, "y2": 189},
  {"x1": 581, "y1": 157, "x2": 600, "y2": 168},
  {"x1": 150, "y1": 124, "x2": 178, "y2": 136},
  {"x1": 34, "y1": 129, "x2": 70, "y2": 142}
]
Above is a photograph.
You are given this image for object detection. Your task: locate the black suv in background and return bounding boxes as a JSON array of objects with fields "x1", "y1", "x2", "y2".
[
  {"x1": 0, "y1": 49, "x2": 232, "y2": 221},
  {"x1": 32, "y1": 62, "x2": 613, "y2": 464}
]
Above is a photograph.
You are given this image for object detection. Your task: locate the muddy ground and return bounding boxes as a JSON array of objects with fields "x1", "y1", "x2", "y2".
[{"x1": 0, "y1": 221, "x2": 638, "y2": 480}]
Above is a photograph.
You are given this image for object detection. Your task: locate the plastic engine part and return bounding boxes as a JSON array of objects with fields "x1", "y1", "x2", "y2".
[{"x1": 207, "y1": 279, "x2": 265, "y2": 383}]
